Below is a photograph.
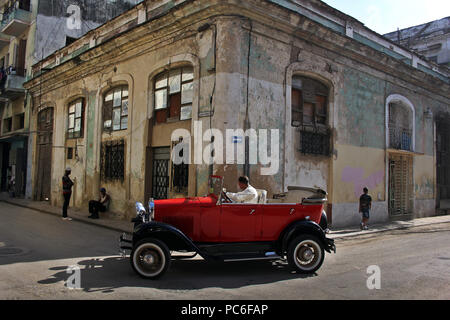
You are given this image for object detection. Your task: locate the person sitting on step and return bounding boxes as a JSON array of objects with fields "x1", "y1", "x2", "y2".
[{"x1": 88, "y1": 188, "x2": 110, "y2": 219}]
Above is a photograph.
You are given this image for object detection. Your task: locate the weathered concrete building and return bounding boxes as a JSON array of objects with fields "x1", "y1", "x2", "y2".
[
  {"x1": 384, "y1": 17, "x2": 450, "y2": 67},
  {"x1": 23, "y1": 0, "x2": 450, "y2": 227},
  {"x1": 0, "y1": 0, "x2": 142, "y2": 198}
]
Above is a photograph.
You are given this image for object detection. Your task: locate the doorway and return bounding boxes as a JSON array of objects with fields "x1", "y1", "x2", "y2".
[
  {"x1": 388, "y1": 153, "x2": 414, "y2": 217},
  {"x1": 436, "y1": 121, "x2": 450, "y2": 209},
  {"x1": 36, "y1": 108, "x2": 53, "y2": 201},
  {"x1": 151, "y1": 147, "x2": 170, "y2": 200}
]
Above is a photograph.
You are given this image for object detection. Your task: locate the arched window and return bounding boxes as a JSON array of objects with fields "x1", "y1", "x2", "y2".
[
  {"x1": 154, "y1": 67, "x2": 193, "y2": 123},
  {"x1": 388, "y1": 101, "x2": 413, "y2": 151},
  {"x1": 291, "y1": 76, "x2": 330, "y2": 156},
  {"x1": 103, "y1": 85, "x2": 129, "y2": 131},
  {"x1": 67, "y1": 98, "x2": 84, "y2": 139}
]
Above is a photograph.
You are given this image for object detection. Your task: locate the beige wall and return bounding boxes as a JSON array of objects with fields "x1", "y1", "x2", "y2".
[{"x1": 333, "y1": 144, "x2": 386, "y2": 204}]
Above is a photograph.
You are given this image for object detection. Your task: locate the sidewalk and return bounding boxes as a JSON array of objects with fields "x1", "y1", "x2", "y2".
[
  {"x1": 327, "y1": 214, "x2": 450, "y2": 240},
  {"x1": 0, "y1": 193, "x2": 133, "y2": 234},
  {"x1": 1, "y1": 193, "x2": 449, "y2": 239}
]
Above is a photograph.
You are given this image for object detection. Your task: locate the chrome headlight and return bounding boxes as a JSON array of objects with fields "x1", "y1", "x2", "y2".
[
  {"x1": 148, "y1": 198, "x2": 155, "y2": 221},
  {"x1": 135, "y1": 202, "x2": 146, "y2": 216}
]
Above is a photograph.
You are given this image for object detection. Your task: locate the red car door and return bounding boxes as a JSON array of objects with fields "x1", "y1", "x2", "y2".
[
  {"x1": 199, "y1": 198, "x2": 221, "y2": 242},
  {"x1": 220, "y1": 204, "x2": 262, "y2": 242},
  {"x1": 260, "y1": 204, "x2": 299, "y2": 241}
]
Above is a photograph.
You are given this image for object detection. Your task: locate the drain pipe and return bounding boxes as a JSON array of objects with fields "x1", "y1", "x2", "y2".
[{"x1": 244, "y1": 20, "x2": 253, "y2": 178}]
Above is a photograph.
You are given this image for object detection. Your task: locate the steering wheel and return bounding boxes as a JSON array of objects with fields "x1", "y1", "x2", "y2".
[{"x1": 221, "y1": 191, "x2": 233, "y2": 203}]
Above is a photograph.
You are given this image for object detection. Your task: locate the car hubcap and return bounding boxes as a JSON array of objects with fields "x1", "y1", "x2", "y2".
[
  {"x1": 134, "y1": 244, "x2": 165, "y2": 277},
  {"x1": 143, "y1": 253, "x2": 156, "y2": 265},
  {"x1": 302, "y1": 248, "x2": 313, "y2": 260},
  {"x1": 294, "y1": 240, "x2": 321, "y2": 271}
]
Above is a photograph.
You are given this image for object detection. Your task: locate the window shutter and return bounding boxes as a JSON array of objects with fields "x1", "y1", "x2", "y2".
[{"x1": 169, "y1": 93, "x2": 181, "y2": 119}]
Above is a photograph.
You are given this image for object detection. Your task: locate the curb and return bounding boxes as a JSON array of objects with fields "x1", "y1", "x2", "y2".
[
  {"x1": 0, "y1": 199, "x2": 130, "y2": 234},
  {"x1": 2, "y1": 199, "x2": 449, "y2": 240},
  {"x1": 329, "y1": 219, "x2": 450, "y2": 240}
]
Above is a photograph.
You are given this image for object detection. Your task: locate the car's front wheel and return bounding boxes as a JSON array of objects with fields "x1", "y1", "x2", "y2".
[
  {"x1": 130, "y1": 238, "x2": 171, "y2": 279},
  {"x1": 287, "y1": 235, "x2": 325, "y2": 274}
]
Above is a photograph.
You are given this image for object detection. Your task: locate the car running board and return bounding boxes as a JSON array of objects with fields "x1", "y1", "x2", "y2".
[{"x1": 216, "y1": 252, "x2": 282, "y2": 262}]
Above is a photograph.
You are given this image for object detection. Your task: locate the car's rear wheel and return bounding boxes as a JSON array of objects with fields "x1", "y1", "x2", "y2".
[
  {"x1": 130, "y1": 238, "x2": 171, "y2": 279},
  {"x1": 287, "y1": 235, "x2": 324, "y2": 274}
]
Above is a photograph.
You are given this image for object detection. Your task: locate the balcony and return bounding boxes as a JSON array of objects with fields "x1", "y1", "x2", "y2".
[
  {"x1": 0, "y1": 71, "x2": 25, "y2": 100},
  {"x1": 1, "y1": 5, "x2": 32, "y2": 36},
  {"x1": 389, "y1": 126, "x2": 413, "y2": 152}
]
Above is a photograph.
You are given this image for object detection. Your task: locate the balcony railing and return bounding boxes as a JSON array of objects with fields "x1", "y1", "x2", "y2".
[
  {"x1": 0, "y1": 1, "x2": 32, "y2": 36},
  {"x1": 0, "y1": 68, "x2": 26, "y2": 100},
  {"x1": 389, "y1": 126, "x2": 413, "y2": 152}
]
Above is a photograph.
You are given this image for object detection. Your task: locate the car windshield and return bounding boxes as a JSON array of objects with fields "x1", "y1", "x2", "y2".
[{"x1": 208, "y1": 175, "x2": 223, "y2": 199}]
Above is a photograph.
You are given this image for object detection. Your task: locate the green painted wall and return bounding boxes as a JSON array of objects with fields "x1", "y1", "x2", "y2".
[{"x1": 338, "y1": 68, "x2": 386, "y2": 149}]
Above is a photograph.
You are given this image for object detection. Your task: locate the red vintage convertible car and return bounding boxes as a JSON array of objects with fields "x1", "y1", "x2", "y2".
[{"x1": 119, "y1": 176, "x2": 335, "y2": 279}]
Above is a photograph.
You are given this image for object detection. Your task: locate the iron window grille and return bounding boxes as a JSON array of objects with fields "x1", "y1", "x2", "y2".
[
  {"x1": 152, "y1": 147, "x2": 170, "y2": 200},
  {"x1": 299, "y1": 126, "x2": 331, "y2": 156},
  {"x1": 101, "y1": 140, "x2": 125, "y2": 181}
]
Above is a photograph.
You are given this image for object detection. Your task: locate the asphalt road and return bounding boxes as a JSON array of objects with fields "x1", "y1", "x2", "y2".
[{"x1": 0, "y1": 201, "x2": 449, "y2": 300}]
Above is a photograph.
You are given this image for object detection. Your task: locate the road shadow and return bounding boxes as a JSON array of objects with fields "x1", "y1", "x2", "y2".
[{"x1": 38, "y1": 256, "x2": 317, "y2": 293}]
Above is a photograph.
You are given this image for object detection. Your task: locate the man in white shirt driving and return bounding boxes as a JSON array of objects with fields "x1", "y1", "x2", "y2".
[{"x1": 225, "y1": 176, "x2": 259, "y2": 204}]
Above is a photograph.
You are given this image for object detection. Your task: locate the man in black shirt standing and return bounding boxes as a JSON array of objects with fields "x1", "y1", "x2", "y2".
[
  {"x1": 359, "y1": 187, "x2": 372, "y2": 230},
  {"x1": 62, "y1": 167, "x2": 74, "y2": 221}
]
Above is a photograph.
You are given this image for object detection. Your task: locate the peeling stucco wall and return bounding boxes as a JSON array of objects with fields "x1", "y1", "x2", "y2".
[{"x1": 24, "y1": 0, "x2": 450, "y2": 226}]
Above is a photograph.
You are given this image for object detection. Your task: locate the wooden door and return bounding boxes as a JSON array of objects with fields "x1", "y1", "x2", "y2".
[
  {"x1": 16, "y1": 39, "x2": 26, "y2": 76},
  {"x1": 36, "y1": 108, "x2": 53, "y2": 201}
]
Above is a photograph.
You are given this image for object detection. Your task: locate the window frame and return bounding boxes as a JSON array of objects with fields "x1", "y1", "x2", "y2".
[
  {"x1": 291, "y1": 76, "x2": 331, "y2": 156},
  {"x1": 291, "y1": 77, "x2": 329, "y2": 128},
  {"x1": 67, "y1": 98, "x2": 85, "y2": 139},
  {"x1": 103, "y1": 85, "x2": 129, "y2": 132},
  {"x1": 153, "y1": 67, "x2": 194, "y2": 123},
  {"x1": 388, "y1": 102, "x2": 413, "y2": 152}
]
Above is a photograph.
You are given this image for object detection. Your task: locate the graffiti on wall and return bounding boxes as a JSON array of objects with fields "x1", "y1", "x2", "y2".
[
  {"x1": 415, "y1": 177, "x2": 434, "y2": 198},
  {"x1": 342, "y1": 167, "x2": 384, "y2": 199}
]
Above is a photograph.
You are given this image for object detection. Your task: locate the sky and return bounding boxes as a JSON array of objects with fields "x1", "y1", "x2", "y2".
[{"x1": 322, "y1": 0, "x2": 449, "y2": 35}]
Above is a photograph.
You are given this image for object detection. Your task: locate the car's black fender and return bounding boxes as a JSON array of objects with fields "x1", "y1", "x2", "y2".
[
  {"x1": 132, "y1": 221, "x2": 211, "y2": 260},
  {"x1": 279, "y1": 220, "x2": 336, "y2": 254},
  {"x1": 319, "y1": 211, "x2": 327, "y2": 229}
]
